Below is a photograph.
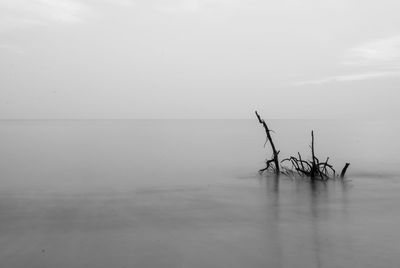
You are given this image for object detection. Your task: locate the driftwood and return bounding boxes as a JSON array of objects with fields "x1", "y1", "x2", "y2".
[
  {"x1": 280, "y1": 131, "x2": 337, "y2": 180},
  {"x1": 255, "y1": 111, "x2": 280, "y2": 174},
  {"x1": 256, "y1": 111, "x2": 350, "y2": 180},
  {"x1": 340, "y1": 163, "x2": 350, "y2": 178}
]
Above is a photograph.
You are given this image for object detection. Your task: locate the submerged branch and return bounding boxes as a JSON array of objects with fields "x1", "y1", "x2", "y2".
[
  {"x1": 256, "y1": 112, "x2": 350, "y2": 180},
  {"x1": 340, "y1": 163, "x2": 350, "y2": 178},
  {"x1": 255, "y1": 111, "x2": 280, "y2": 174}
]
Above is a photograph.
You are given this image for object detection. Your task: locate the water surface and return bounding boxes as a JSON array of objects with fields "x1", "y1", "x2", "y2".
[{"x1": 0, "y1": 120, "x2": 399, "y2": 267}]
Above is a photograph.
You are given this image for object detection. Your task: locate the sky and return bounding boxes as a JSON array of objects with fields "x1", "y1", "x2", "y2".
[{"x1": 0, "y1": 0, "x2": 400, "y2": 119}]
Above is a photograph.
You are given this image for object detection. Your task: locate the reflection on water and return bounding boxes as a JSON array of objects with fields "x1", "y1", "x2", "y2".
[
  {"x1": 0, "y1": 177, "x2": 400, "y2": 267},
  {"x1": 1, "y1": 176, "x2": 399, "y2": 268},
  {"x1": 260, "y1": 176, "x2": 400, "y2": 268},
  {"x1": 0, "y1": 120, "x2": 399, "y2": 267}
]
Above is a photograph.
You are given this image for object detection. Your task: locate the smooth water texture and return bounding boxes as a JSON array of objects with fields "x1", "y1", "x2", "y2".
[{"x1": 0, "y1": 120, "x2": 399, "y2": 268}]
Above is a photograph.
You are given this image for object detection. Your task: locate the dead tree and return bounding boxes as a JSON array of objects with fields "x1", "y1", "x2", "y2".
[
  {"x1": 255, "y1": 111, "x2": 280, "y2": 174},
  {"x1": 256, "y1": 112, "x2": 350, "y2": 179}
]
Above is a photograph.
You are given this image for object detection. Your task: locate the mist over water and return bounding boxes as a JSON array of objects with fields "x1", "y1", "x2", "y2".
[
  {"x1": 1, "y1": 119, "x2": 399, "y2": 192},
  {"x1": 0, "y1": 120, "x2": 399, "y2": 267}
]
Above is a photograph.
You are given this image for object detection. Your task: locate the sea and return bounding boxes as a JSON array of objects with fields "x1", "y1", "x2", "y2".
[{"x1": 0, "y1": 119, "x2": 399, "y2": 268}]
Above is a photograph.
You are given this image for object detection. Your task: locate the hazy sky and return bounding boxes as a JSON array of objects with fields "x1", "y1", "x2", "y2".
[{"x1": 1, "y1": 0, "x2": 399, "y2": 119}]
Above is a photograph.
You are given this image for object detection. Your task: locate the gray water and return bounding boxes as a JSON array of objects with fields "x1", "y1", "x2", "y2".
[{"x1": 0, "y1": 120, "x2": 399, "y2": 267}]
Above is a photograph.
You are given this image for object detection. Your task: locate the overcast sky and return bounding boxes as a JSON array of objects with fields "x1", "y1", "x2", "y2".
[{"x1": 1, "y1": 0, "x2": 399, "y2": 119}]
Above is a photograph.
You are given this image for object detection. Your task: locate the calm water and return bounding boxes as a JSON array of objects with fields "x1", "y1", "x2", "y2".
[{"x1": 0, "y1": 120, "x2": 399, "y2": 267}]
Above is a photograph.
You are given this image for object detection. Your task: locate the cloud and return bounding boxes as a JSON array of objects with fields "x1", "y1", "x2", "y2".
[
  {"x1": 343, "y1": 35, "x2": 400, "y2": 67},
  {"x1": 0, "y1": 0, "x2": 236, "y2": 33},
  {"x1": 99, "y1": 0, "x2": 133, "y2": 5},
  {"x1": 293, "y1": 71, "x2": 400, "y2": 86},
  {"x1": 0, "y1": 0, "x2": 87, "y2": 32},
  {"x1": 293, "y1": 35, "x2": 400, "y2": 86},
  {"x1": 155, "y1": 0, "x2": 200, "y2": 13},
  {"x1": 153, "y1": 0, "x2": 238, "y2": 13},
  {"x1": 88, "y1": 0, "x2": 135, "y2": 7}
]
